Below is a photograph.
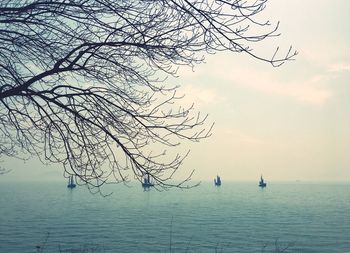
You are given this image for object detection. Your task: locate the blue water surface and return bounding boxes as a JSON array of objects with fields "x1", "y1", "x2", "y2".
[{"x1": 0, "y1": 181, "x2": 349, "y2": 253}]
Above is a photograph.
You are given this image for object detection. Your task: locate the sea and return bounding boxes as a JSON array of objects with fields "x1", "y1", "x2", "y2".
[{"x1": 0, "y1": 181, "x2": 350, "y2": 253}]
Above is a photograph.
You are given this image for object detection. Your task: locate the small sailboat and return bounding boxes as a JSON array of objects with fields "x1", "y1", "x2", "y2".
[
  {"x1": 259, "y1": 175, "x2": 267, "y2": 188},
  {"x1": 141, "y1": 173, "x2": 154, "y2": 189},
  {"x1": 67, "y1": 175, "x2": 76, "y2": 188},
  {"x1": 214, "y1": 175, "x2": 222, "y2": 186}
]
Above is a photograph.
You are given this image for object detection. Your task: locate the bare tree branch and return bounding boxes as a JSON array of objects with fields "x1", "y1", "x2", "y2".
[{"x1": 0, "y1": 0, "x2": 296, "y2": 188}]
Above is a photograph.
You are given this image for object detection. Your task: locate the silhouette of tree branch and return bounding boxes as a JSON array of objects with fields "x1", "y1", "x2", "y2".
[{"x1": 0, "y1": 0, "x2": 296, "y2": 189}]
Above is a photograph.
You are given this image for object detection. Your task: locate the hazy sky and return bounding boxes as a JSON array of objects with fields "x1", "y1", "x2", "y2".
[
  {"x1": 174, "y1": 0, "x2": 350, "y2": 182},
  {"x1": 1, "y1": 0, "x2": 349, "y2": 183}
]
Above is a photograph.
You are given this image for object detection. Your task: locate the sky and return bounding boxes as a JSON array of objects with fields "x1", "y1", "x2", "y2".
[
  {"x1": 174, "y1": 0, "x2": 350, "y2": 182},
  {"x1": 1, "y1": 0, "x2": 350, "y2": 183}
]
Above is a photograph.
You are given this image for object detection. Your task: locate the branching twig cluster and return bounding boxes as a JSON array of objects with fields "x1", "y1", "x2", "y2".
[{"x1": 0, "y1": 0, "x2": 296, "y2": 189}]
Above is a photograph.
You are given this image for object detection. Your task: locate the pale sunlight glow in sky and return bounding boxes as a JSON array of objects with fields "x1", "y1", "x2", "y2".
[{"x1": 175, "y1": 0, "x2": 350, "y2": 182}]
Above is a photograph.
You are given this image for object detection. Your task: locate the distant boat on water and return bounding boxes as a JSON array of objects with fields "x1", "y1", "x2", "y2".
[
  {"x1": 67, "y1": 175, "x2": 76, "y2": 188},
  {"x1": 142, "y1": 173, "x2": 154, "y2": 189},
  {"x1": 214, "y1": 175, "x2": 222, "y2": 186},
  {"x1": 259, "y1": 175, "x2": 267, "y2": 188}
]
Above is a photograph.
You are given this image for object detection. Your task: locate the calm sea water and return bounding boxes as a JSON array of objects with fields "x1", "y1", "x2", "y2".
[{"x1": 0, "y1": 181, "x2": 349, "y2": 253}]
